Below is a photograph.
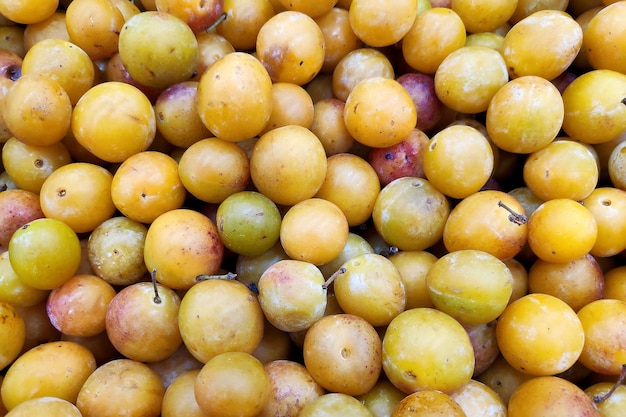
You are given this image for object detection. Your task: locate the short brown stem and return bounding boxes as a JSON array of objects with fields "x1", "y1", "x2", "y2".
[
  {"x1": 206, "y1": 12, "x2": 227, "y2": 32},
  {"x1": 196, "y1": 271, "x2": 238, "y2": 281},
  {"x1": 594, "y1": 364, "x2": 626, "y2": 404},
  {"x1": 323, "y1": 267, "x2": 346, "y2": 290},
  {"x1": 151, "y1": 269, "x2": 161, "y2": 304},
  {"x1": 498, "y1": 200, "x2": 528, "y2": 225}
]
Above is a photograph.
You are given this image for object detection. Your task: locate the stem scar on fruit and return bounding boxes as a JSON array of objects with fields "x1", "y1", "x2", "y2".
[
  {"x1": 498, "y1": 200, "x2": 527, "y2": 225},
  {"x1": 594, "y1": 364, "x2": 626, "y2": 404}
]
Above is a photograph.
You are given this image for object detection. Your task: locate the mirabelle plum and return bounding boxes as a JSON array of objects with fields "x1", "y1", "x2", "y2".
[
  {"x1": 2, "y1": 73, "x2": 71, "y2": 147},
  {"x1": 561, "y1": 69, "x2": 626, "y2": 145},
  {"x1": 496, "y1": 293, "x2": 585, "y2": 376},
  {"x1": 217, "y1": 0, "x2": 275, "y2": 51},
  {"x1": 314, "y1": 153, "x2": 380, "y2": 227},
  {"x1": 65, "y1": 0, "x2": 125, "y2": 61},
  {"x1": 197, "y1": 52, "x2": 273, "y2": 142},
  {"x1": 451, "y1": 0, "x2": 517, "y2": 33},
  {"x1": 344, "y1": 77, "x2": 417, "y2": 148},
  {"x1": 583, "y1": 1, "x2": 626, "y2": 74},
  {"x1": 402, "y1": 7, "x2": 466, "y2": 74},
  {"x1": 0, "y1": 0, "x2": 57, "y2": 25},
  {"x1": 507, "y1": 376, "x2": 600, "y2": 417},
  {"x1": 392, "y1": 390, "x2": 466, "y2": 417},
  {"x1": 332, "y1": 47, "x2": 394, "y2": 102},
  {"x1": 9, "y1": 218, "x2": 81, "y2": 290},
  {"x1": 604, "y1": 266, "x2": 626, "y2": 301},
  {"x1": 423, "y1": 124, "x2": 494, "y2": 199},
  {"x1": 486, "y1": 76, "x2": 564, "y2": 154},
  {"x1": 372, "y1": 177, "x2": 450, "y2": 251},
  {"x1": 71, "y1": 81, "x2": 156, "y2": 163},
  {"x1": 144, "y1": 209, "x2": 223, "y2": 290},
  {"x1": 261, "y1": 82, "x2": 314, "y2": 134},
  {"x1": 527, "y1": 198, "x2": 597, "y2": 263},
  {"x1": 582, "y1": 187, "x2": 626, "y2": 257},
  {"x1": 383, "y1": 308, "x2": 475, "y2": 394},
  {"x1": 256, "y1": 11, "x2": 325, "y2": 85},
  {"x1": 39, "y1": 162, "x2": 116, "y2": 234},
  {"x1": 427, "y1": 250, "x2": 513, "y2": 325},
  {"x1": 250, "y1": 125, "x2": 327, "y2": 206},
  {"x1": 349, "y1": 0, "x2": 417, "y2": 47},
  {"x1": 315, "y1": 7, "x2": 363, "y2": 73},
  {"x1": 523, "y1": 139, "x2": 599, "y2": 201},
  {"x1": 0, "y1": 301, "x2": 25, "y2": 370},
  {"x1": 577, "y1": 299, "x2": 626, "y2": 375},
  {"x1": 443, "y1": 190, "x2": 527, "y2": 260},
  {"x1": 502, "y1": 10, "x2": 582, "y2": 80},
  {"x1": 434, "y1": 45, "x2": 508, "y2": 114}
]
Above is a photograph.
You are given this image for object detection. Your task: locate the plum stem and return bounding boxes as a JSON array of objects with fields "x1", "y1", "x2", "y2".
[
  {"x1": 498, "y1": 200, "x2": 528, "y2": 225},
  {"x1": 594, "y1": 364, "x2": 626, "y2": 404},
  {"x1": 151, "y1": 269, "x2": 161, "y2": 304},
  {"x1": 206, "y1": 12, "x2": 227, "y2": 33},
  {"x1": 322, "y1": 267, "x2": 346, "y2": 290},
  {"x1": 196, "y1": 271, "x2": 238, "y2": 281}
]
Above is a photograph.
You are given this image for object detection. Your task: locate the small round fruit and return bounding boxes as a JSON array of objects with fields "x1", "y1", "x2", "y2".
[
  {"x1": 391, "y1": 390, "x2": 467, "y2": 417},
  {"x1": 486, "y1": 75, "x2": 564, "y2": 154},
  {"x1": 451, "y1": 0, "x2": 517, "y2": 33},
  {"x1": 105, "y1": 281, "x2": 182, "y2": 362},
  {"x1": 250, "y1": 125, "x2": 327, "y2": 206},
  {"x1": 111, "y1": 151, "x2": 186, "y2": 224},
  {"x1": 501, "y1": 10, "x2": 583, "y2": 80},
  {"x1": 299, "y1": 392, "x2": 373, "y2": 417},
  {"x1": 178, "y1": 138, "x2": 250, "y2": 204},
  {"x1": 0, "y1": 0, "x2": 57, "y2": 24},
  {"x1": 39, "y1": 162, "x2": 116, "y2": 233},
  {"x1": 258, "y1": 259, "x2": 327, "y2": 333},
  {"x1": 577, "y1": 298, "x2": 626, "y2": 375},
  {"x1": 388, "y1": 250, "x2": 437, "y2": 309},
  {"x1": 46, "y1": 274, "x2": 116, "y2": 338},
  {"x1": 561, "y1": 69, "x2": 626, "y2": 145},
  {"x1": 372, "y1": 177, "x2": 450, "y2": 251},
  {"x1": 496, "y1": 293, "x2": 585, "y2": 376},
  {"x1": 178, "y1": 279, "x2": 265, "y2": 363},
  {"x1": 0, "y1": 137, "x2": 71, "y2": 194},
  {"x1": 0, "y1": 252, "x2": 48, "y2": 308},
  {"x1": 426, "y1": 249, "x2": 513, "y2": 325},
  {"x1": 76, "y1": 359, "x2": 164, "y2": 417},
  {"x1": 8, "y1": 218, "x2": 81, "y2": 290},
  {"x1": 256, "y1": 11, "x2": 325, "y2": 85},
  {"x1": 4, "y1": 397, "x2": 82, "y2": 417},
  {"x1": 280, "y1": 198, "x2": 349, "y2": 265},
  {"x1": 331, "y1": 47, "x2": 394, "y2": 102},
  {"x1": 583, "y1": 1, "x2": 626, "y2": 74},
  {"x1": 0, "y1": 189, "x2": 44, "y2": 252},
  {"x1": 333, "y1": 253, "x2": 406, "y2": 327},
  {"x1": 258, "y1": 360, "x2": 325, "y2": 417},
  {"x1": 87, "y1": 216, "x2": 148, "y2": 286},
  {"x1": 303, "y1": 313, "x2": 382, "y2": 396},
  {"x1": 443, "y1": 190, "x2": 528, "y2": 260},
  {"x1": 382, "y1": 308, "x2": 475, "y2": 394},
  {"x1": 507, "y1": 376, "x2": 600, "y2": 417},
  {"x1": 216, "y1": 191, "x2": 281, "y2": 257},
  {"x1": 0, "y1": 302, "x2": 25, "y2": 370},
  {"x1": 402, "y1": 7, "x2": 466, "y2": 74},
  {"x1": 65, "y1": 0, "x2": 124, "y2": 60},
  {"x1": 1, "y1": 341, "x2": 96, "y2": 410},
  {"x1": 144, "y1": 209, "x2": 223, "y2": 290},
  {"x1": 434, "y1": 45, "x2": 508, "y2": 114},
  {"x1": 423, "y1": 124, "x2": 494, "y2": 199},
  {"x1": 315, "y1": 152, "x2": 381, "y2": 227},
  {"x1": 523, "y1": 139, "x2": 599, "y2": 201},
  {"x1": 195, "y1": 352, "x2": 270, "y2": 417},
  {"x1": 2, "y1": 73, "x2": 71, "y2": 147},
  {"x1": 583, "y1": 187, "x2": 626, "y2": 257},
  {"x1": 119, "y1": 11, "x2": 198, "y2": 89},
  {"x1": 348, "y1": 0, "x2": 417, "y2": 47},
  {"x1": 527, "y1": 198, "x2": 597, "y2": 263},
  {"x1": 197, "y1": 52, "x2": 273, "y2": 142},
  {"x1": 584, "y1": 382, "x2": 626, "y2": 417},
  {"x1": 344, "y1": 77, "x2": 417, "y2": 148},
  {"x1": 71, "y1": 81, "x2": 156, "y2": 163},
  {"x1": 216, "y1": 0, "x2": 275, "y2": 51}
]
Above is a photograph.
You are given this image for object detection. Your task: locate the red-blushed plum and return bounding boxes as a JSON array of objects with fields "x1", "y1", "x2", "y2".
[
  {"x1": 397, "y1": 72, "x2": 445, "y2": 132},
  {"x1": 156, "y1": 0, "x2": 224, "y2": 33},
  {"x1": 368, "y1": 128, "x2": 429, "y2": 187},
  {"x1": 0, "y1": 189, "x2": 44, "y2": 252}
]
